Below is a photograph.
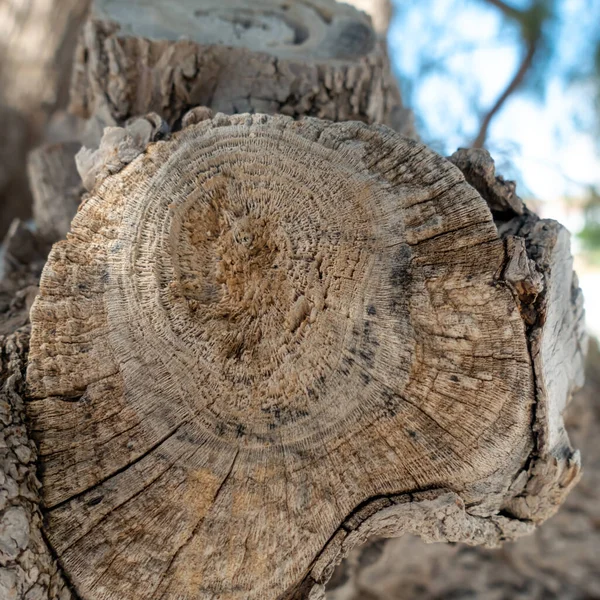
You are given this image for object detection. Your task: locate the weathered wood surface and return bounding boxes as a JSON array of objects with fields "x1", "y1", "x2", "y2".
[
  {"x1": 23, "y1": 116, "x2": 584, "y2": 600},
  {"x1": 327, "y1": 339, "x2": 599, "y2": 600},
  {"x1": 69, "y1": 0, "x2": 414, "y2": 137},
  {"x1": 0, "y1": 0, "x2": 90, "y2": 237},
  {"x1": 0, "y1": 233, "x2": 74, "y2": 600}
]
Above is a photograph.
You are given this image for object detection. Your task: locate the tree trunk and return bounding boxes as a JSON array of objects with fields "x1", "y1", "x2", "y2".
[
  {"x1": 0, "y1": 2, "x2": 586, "y2": 600},
  {"x1": 0, "y1": 0, "x2": 90, "y2": 237},
  {"x1": 68, "y1": 0, "x2": 416, "y2": 139}
]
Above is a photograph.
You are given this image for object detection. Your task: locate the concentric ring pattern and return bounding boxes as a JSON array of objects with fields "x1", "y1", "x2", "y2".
[{"x1": 26, "y1": 114, "x2": 533, "y2": 600}]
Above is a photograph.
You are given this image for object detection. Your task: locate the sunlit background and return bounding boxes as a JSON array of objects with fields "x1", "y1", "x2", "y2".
[{"x1": 387, "y1": 0, "x2": 600, "y2": 336}]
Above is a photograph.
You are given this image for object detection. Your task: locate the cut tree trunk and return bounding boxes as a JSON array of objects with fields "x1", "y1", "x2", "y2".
[
  {"x1": 0, "y1": 2, "x2": 586, "y2": 600},
  {"x1": 68, "y1": 0, "x2": 415, "y2": 138}
]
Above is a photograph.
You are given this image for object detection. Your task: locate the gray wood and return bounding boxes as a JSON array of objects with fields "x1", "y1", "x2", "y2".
[{"x1": 68, "y1": 0, "x2": 414, "y2": 136}]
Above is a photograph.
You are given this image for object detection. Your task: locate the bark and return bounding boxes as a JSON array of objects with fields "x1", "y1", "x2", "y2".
[
  {"x1": 0, "y1": 233, "x2": 73, "y2": 600},
  {"x1": 68, "y1": 0, "x2": 415, "y2": 138}
]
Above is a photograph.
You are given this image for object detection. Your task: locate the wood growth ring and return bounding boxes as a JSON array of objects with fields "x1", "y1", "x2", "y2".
[{"x1": 26, "y1": 114, "x2": 534, "y2": 600}]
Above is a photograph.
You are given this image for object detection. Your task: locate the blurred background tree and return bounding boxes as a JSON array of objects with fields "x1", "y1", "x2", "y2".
[{"x1": 386, "y1": 0, "x2": 600, "y2": 334}]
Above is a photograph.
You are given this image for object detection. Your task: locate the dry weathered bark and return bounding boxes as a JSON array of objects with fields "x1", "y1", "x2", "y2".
[
  {"x1": 327, "y1": 339, "x2": 599, "y2": 600},
  {"x1": 0, "y1": 327, "x2": 74, "y2": 600},
  {"x1": 21, "y1": 115, "x2": 584, "y2": 600},
  {"x1": 69, "y1": 0, "x2": 414, "y2": 137},
  {"x1": 0, "y1": 228, "x2": 74, "y2": 600}
]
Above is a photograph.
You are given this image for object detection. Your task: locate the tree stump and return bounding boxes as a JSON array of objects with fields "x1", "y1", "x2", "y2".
[
  {"x1": 68, "y1": 0, "x2": 414, "y2": 136},
  {"x1": 24, "y1": 114, "x2": 584, "y2": 600}
]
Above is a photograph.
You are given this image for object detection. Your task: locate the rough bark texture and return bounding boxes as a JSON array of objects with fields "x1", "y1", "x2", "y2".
[
  {"x1": 327, "y1": 340, "x2": 599, "y2": 600},
  {"x1": 69, "y1": 0, "x2": 415, "y2": 138},
  {"x1": 0, "y1": 2, "x2": 589, "y2": 598},
  {"x1": 0, "y1": 235, "x2": 74, "y2": 600},
  {"x1": 22, "y1": 116, "x2": 584, "y2": 600}
]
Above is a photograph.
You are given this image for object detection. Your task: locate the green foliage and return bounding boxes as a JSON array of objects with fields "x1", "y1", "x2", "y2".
[{"x1": 579, "y1": 187, "x2": 600, "y2": 262}]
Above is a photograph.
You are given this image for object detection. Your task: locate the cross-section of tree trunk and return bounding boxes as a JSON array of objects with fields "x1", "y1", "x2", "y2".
[
  {"x1": 326, "y1": 340, "x2": 599, "y2": 600},
  {"x1": 69, "y1": 0, "x2": 412, "y2": 135},
  {"x1": 24, "y1": 115, "x2": 584, "y2": 600}
]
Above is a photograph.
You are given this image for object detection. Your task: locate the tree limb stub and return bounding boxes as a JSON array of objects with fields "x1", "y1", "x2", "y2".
[
  {"x1": 27, "y1": 142, "x2": 85, "y2": 244},
  {"x1": 68, "y1": 0, "x2": 415, "y2": 138},
  {"x1": 23, "y1": 115, "x2": 584, "y2": 600}
]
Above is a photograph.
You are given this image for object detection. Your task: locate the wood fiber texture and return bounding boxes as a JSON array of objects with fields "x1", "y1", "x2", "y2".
[
  {"x1": 327, "y1": 341, "x2": 598, "y2": 600},
  {"x1": 24, "y1": 115, "x2": 582, "y2": 600},
  {"x1": 69, "y1": 0, "x2": 412, "y2": 136}
]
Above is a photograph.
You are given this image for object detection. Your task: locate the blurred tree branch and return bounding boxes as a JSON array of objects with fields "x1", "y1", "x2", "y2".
[
  {"x1": 473, "y1": 0, "x2": 551, "y2": 148},
  {"x1": 473, "y1": 40, "x2": 537, "y2": 147},
  {"x1": 481, "y1": 0, "x2": 522, "y2": 20}
]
